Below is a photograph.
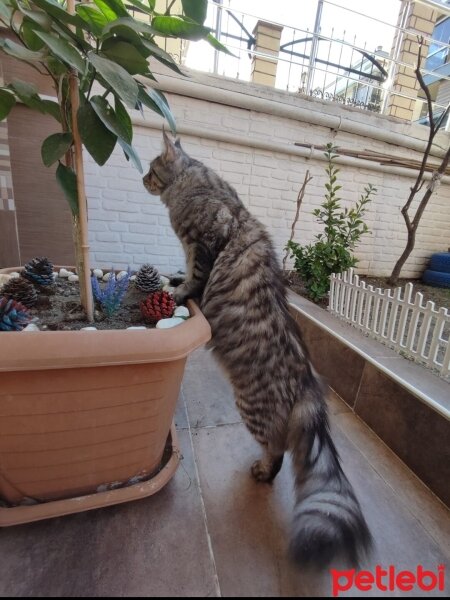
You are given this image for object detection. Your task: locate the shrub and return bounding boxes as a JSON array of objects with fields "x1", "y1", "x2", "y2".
[{"x1": 287, "y1": 143, "x2": 376, "y2": 301}]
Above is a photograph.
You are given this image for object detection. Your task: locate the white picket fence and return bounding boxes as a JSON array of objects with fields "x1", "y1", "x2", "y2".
[{"x1": 328, "y1": 269, "x2": 450, "y2": 380}]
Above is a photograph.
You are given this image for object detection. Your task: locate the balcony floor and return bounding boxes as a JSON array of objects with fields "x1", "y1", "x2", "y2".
[{"x1": 0, "y1": 347, "x2": 449, "y2": 597}]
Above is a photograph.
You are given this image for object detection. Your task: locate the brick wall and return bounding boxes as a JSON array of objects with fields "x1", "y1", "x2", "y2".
[{"x1": 85, "y1": 68, "x2": 450, "y2": 279}]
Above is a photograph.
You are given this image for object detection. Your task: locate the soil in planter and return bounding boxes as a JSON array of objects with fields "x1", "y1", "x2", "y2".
[
  {"x1": 285, "y1": 270, "x2": 450, "y2": 310},
  {"x1": 31, "y1": 278, "x2": 156, "y2": 330}
]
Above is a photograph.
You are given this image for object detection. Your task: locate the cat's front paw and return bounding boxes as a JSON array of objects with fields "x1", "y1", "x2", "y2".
[{"x1": 173, "y1": 285, "x2": 189, "y2": 305}]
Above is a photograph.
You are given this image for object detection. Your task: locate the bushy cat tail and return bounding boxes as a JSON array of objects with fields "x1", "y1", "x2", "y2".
[{"x1": 288, "y1": 376, "x2": 372, "y2": 568}]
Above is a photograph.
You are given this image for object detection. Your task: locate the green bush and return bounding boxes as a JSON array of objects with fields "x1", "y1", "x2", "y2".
[{"x1": 287, "y1": 143, "x2": 376, "y2": 302}]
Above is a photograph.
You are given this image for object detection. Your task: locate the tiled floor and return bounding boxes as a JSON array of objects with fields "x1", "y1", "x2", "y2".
[{"x1": 0, "y1": 347, "x2": 449, "y2": 597}]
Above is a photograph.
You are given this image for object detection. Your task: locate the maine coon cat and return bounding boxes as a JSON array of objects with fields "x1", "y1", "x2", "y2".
[{"x1": 143, "y1": 132, "x2": 372, "y2": 567}]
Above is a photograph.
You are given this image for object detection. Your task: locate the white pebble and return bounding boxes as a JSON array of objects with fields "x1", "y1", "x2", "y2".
[
  {"x1": 93, "y1": 269, "x2": 103, "y2": 279},
  {"x1": 0, "y1": 274, "x2": 12, "y2": 287},
  {"x1": 68, "y1": 274, "x2": 79, "y2": 282},
  {"x1": 59, "y1": 268, "x2": 72, "y2": 278},
  {"x1": 102, "y1": 272, "x2": 115, "y2": 282},
  {"x1": 156, "y1": 317, "x2": 184, "y2": 329},
  {"x1": 116, "y1": 270, "x2": 129, "y2": 281},
  {"x1": 130, "y1": 275, "x2": 137, "y2": 282},
  {"x1": 160, "y1": 275, "x2": 170, "y2": 286},
  {"x1": 81, "y1": 326, "x2": 97, "y2": 331},
  {"x1": 52, "y1": 272, "x2": 58, "y2": 281},
  {"x1": 174, "y1": 306, "x2": 189, "y2": 319},
  {"x1": 126, "y1": 326, "x2": 147, "y2": 330},
  {"x1": 23, "y1": 323, "x2": 40, "y2": 332},
  {"x1": 10, "y1": 272, "x2": 20, "y2": 279}
]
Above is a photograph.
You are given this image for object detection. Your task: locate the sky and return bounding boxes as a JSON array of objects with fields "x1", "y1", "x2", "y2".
[{"x1": 185, "y1": 0, "x2": 403, "y2": 92}]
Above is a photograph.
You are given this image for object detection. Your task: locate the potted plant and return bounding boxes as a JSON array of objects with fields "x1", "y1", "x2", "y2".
[{"x1": 0, "y1": 0, "x2": 224, "y2": 525}]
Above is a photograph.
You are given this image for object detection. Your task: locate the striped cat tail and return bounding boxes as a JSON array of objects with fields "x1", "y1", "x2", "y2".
[{"x1": 288, "y1": 378, "x2": 372, "y2": 568}]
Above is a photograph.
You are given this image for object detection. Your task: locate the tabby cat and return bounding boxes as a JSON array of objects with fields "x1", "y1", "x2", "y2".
[{"x1": 143, "y1": 132, "x2": 372, "y2": 568}]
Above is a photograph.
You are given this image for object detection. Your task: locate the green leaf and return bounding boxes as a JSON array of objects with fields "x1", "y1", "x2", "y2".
[
  {"x1": 118, "y1": 138, "x2": 142, "y2": 173},
  {"x1": 0, "y1": 2, "x2": 13, "y2": 26},
  {"x1": 88, "y1": 52, "x2": 139, "y2": 109},
  {"x1": 182, "y1": 0, "x2": 207, "y2": 24},
  {"x1": 114, "y1": 95, "x2": 132, "y2": 143},
  {"x1": 21, "y1": 19, "x2": 47, "y2": 51},
  {"x1": 0, "y1": 89, "x2": 16, "y2": 121},
  {"x1": 122, "y1": 0, "x2": 154, "y2": 16},
  {"x1": 41, "y1": 132, "x2": 73, "y2": 167},
  {"x1": 8, "y1": 79, "x2": 46, "y2": 113},
  {"x1": 141, "y1": 39, "x2": 184, "y2": 75},
  {"x1": 77, "y1": 101, "x2": 117, "y2": 166},
  {"x1": 90, "y1": 95, "x2": 132, "y2": 144},
  {"x1": 206, "y1": 33, "x2": 236, "y2": 57},
  {"x1": 76, "y1": 5, "x2": 108, "y2": 37},
  {"x1": 34, "y1": 31, "x2": 86, "y2": 74},
  {"x1": 31, "y1": 0, "x2": 85, "y2": 28},
  {"x1": 138, "y1": 86, "x2": 176, "y2": 133},
  {"x1": 152, "y1": 15, "x2": 211, "y2": 40},
  {"x1": 0, "y1": 37, "x2": 46, "y2": 62},
  {"x1": 102, "y1": 39, "x2": 149, "y2": 75},
  {"x1": 93, "y1": 0, "x2": 128, "y2": 20},
  {"x1": 41, "y1": 99, "x2": 62, "y2": 122},
  {"x1": 102, "y1": 17, "x2": 158, "y2": 38},
  {"x1": 56, "y1": 162, "x2": 79, "y2": 216},
  {"x1": 17, "y1": 7, "x2": 52, "y2": 31}
]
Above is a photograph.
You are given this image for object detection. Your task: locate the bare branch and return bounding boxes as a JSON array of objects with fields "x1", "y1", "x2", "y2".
[{"x1": 283, "y1": 170, "x2": 313, "y2": 270}]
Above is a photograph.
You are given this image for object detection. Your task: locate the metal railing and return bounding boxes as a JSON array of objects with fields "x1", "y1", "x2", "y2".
[{"x1": 180, "y1": 0, "x2": 450, "y2": 127}]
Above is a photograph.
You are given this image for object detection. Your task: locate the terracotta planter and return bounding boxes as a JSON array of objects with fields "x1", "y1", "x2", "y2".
[{"x1": 0, "y1": 268, "x2": 211, "y2": 525}]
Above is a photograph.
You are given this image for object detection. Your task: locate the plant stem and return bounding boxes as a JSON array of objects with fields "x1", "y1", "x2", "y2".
[
  {"x1": 283, "y1": 170, "x2": 313, "y2": 270},
  {"x1": 67, "y1": 0, "x2": 94, "y2": 322}
]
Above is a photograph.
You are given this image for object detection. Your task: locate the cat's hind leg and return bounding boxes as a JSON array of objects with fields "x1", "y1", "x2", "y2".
[{"x1": 251, "y1": 443, "x2": 284, "y2": 484}]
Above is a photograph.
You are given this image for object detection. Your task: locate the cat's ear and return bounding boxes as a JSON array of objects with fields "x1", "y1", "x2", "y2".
[{"x1": 162, "y1": 129, "x2": 178, "y2": 161}]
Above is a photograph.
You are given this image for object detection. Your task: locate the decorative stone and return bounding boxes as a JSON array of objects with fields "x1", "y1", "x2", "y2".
[
  {"x1": 59, "y1": 268, "x2": 72, "y2": 278},
  {"x1": 174, "y1": 306, "x2": 189, "y2": 319},
  {"x1": 162, "y1": 284, "x2": 176, "y2": 294},
  {"x1": 68, "y1": 274, "x2": 79, "y2": 282},
  {"x1": 9, "y1": 272, "x2": 20, "y2": 279},
  {"x1": 116, "y1": 270, "x2": 129, "y2": 281},
  {"x1": 126, "y1": 326, "x2": 147, "y2": 330},
  {"x1": 130, "y1": 275, "x2": 137, "y2": 282},
  {"x1": 81, "y1": 326, "x2": 97, "y2": 331},
  {"x1": 155, "y1": 317, "x2": 184, "y2": 329},
  {"x1": 0, "y1": 274, "x2": 12, "y2": 287},
  {"x1": 160, "y1": 275, "x2": 170, "y2": 286},
  {"x1": 23, "y1": 323, "x2": 40, "y2": 332},
  {"x1": 93, "y1": 269, "x2": 103, "y2": 279},
  {"x1": 102, "y1": 272, "x2": 114, "y2": 282},
  {"x1": 52, "y1": 272, "x2": 58, "y2": 281}
]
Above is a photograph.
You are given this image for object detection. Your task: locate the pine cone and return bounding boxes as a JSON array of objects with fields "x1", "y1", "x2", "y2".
[
  {"x1": 135, "y1": 264, "x2": 161, "y2": 293},
  {"x1": 140, "y1": 291, "x2": 175, "y2": 324},
  {"x1": 0, "y1": 277, "x2": 37, "y2": 308},
  {"x1": 0, "y1": 297, "x2": 32, "y2": 331},
  {"x1": 22, "y1": 257, "x2": 54, "y2": 287}
]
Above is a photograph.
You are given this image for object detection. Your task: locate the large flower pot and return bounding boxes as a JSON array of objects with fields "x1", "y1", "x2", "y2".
[{"x1": 0, "y1": 268, "x2": 211, "y2": 526}]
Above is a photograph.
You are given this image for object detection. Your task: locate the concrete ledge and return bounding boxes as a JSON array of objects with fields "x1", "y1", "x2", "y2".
[{"x1": 288, "y1": 291, "x2": 450, "y2": 507}]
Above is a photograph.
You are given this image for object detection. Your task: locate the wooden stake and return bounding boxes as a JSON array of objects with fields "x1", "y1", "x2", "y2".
[{"x1": 67, "y1": 0, "x2": 94, "y2": 322}]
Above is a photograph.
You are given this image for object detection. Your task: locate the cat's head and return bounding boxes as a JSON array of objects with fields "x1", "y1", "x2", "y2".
[{"x1": 143, "y1": 131, "x2": 187, "y2": 196}]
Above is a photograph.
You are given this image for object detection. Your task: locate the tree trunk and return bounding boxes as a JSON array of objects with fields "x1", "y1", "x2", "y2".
[
  {"x1": 67, "y1": 0, "x2": 94, "y2": 322},
  {"x1": 387, "y1": 228, "x2": 416, "y2": 287}
]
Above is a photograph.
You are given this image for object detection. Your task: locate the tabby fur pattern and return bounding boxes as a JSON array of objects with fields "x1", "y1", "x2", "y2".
[{"x1": 143, "y1": 132, "x2": 372, "y2": 568}]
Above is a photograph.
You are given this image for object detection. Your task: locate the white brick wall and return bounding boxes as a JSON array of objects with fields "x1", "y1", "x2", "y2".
[{"x1": 85, "y1": 72, "x2": 450, "y2": 279}]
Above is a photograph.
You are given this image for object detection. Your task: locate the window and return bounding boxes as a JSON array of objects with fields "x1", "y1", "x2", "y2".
[{"x1": 426, "y1": 17, "x2": 450, "y2": 72}]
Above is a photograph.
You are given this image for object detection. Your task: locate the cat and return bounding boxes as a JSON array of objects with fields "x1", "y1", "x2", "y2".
[{"x1": 143, "y1": 131, "x2": 372, "y2": 568}]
